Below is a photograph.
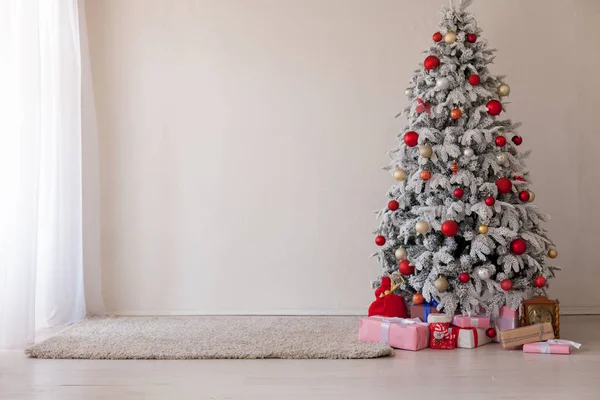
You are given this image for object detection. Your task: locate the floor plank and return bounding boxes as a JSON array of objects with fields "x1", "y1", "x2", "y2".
[{"x1": 1, "y1": 316, "x2": 599, "y2": 399}]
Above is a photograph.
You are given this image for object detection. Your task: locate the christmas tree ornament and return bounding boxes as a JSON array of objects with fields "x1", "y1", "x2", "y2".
[
  {"x1": 496, "y1": 177, "x2": 512, "y2": 194},
  {"x1": 412, "y1": 293, "x2": 425, "y2": 305},
  {"x1": 468, "y1": 74, "x2": 480, "y2": 86},
  {"x1": 444, "y1": 31, "x2": 457, "y2": 44},
  {"x1": 419, "y1": 144, "x2": 433, "y2": 158},
  {"x1": 459, "y1": 272, "x2": 470, "y2": 283},
  {"x1": 467, "y1": 33, "x2": 478, "y2": 43},
  {"x1": 416, "y1": 98, "x2": 431, "y2": 114},
  {"x1": 496, "y1": 152, "x2": 508, "y2": 164},
  {"x1": 528, "y1": 191, "x2": 536, "y2": 202},
  {"x1": 375, "y1": 235, "x2": 386, "y2": 246},
  {"x1": 393, "y1": 168, "x2": 407, "y2": 181},
  {"x1": 441, "y1": 220, "x2": 459, "y2": 237},
  {"x1": 477, "y1": 268, "x2": 491, "y2": 280},
  {"x1": 486, "y1": 327, "x2": 497, "y2": 338},
  {"x1": 451, "y1": 160, "x2": 459, "y2": 174},
  {"x1": 450, "y1": 108, "x2": 462, "y2": 120},
  {"x1": 518, "y1": 191, "x2": 530, "y2": 202},
  {"x1": 433, "y1": 31, "x2": 443, "y2": 42},
  {"x1": 514, "y1": 175, "x2": 525, "y2": 182},
  {"x1": 487, "y1": 100, "x2": 503, "y2": 116},
  {"x1": 415, "y1": 220, "x2": 429, "y2": 234},
  {"x1": 395, "y1": 247, "x2": 407, "y2": 260},
  {"x1": 404, "y1": 131, "x2": 419, "y2": 147},
  {"x1": 511, "y1": 238, "x2": 527, "y2": 255},
  {"x1": 399, "y1": 259, "x2": 415, "y2": 275},
  {"x1": 512, "y1": 135, "x2": 523, "y2": 145},
  {"x1": 534, "y1": 276, "x2": 547, "y2": 288},
  {"x1": 434, "y1": 276, "x2": 449, "y2": 292},
  {"x1": 420, "y1": 170, "x2": 432, "y2": 181},
  {"x1": 463, "y1": 147, "x2": 474, "y2": 157},
  {"x1": 498, "y1": 83, "x2": 511, "y2": 97},
  {"x1": 388, "y1": 200, "x2": 400, "y2": 211},
  {"x1": 368, "y1": 276, "x2": 408, "y2": 318},
  {"x1": 478, "y1": 224, "x2": 489, "y2": 234},
  {"x1": 501, "y1": 279, "x2": 513, "y2": 291},
  {"x1": 435, "y1": 77, "x2": 450, "y2": 90},
  {"x1": 424, "y1": 55, "x2": 440, "y2": 70},
  {"x1": 485, "y1": 196, "x2": 496, "y2": 206},
  {"x1": 453, "y1": 187, "x2": 464, "y2": 198},
  {"x1": 404, "y1": 88, "x2": 413, "y2": 97},
  {"x1": 495, "y1": 136, "x2": 507, "y2": 147},
  {"x1": 548, "y1": 248, "x2": 558, "y2": 258}
]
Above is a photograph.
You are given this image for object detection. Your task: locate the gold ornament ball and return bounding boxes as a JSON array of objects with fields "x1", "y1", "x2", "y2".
[
  {"x1": 415, "y1": 220, "x2": 430, "y2": 234},
  {"x1": 419, "y1": 145, "x2": 433, "y2": 158},
  {"x1": 498, "y1": 83, "x2": 511, "y2": 97},
  {"x1": 393, "y1": 168, "x2": 407, "y2": 181},
  {"x1": 444, "y1": 31, "x2": 457, "y2": 44},
  {"x1": 528, "y1": 191, "x2": 536, "y2": 202},
  {"x1": 478, "y1": 224, "x2": 489, "y2": 234},
  {"x1": 395, "y1": 247, "x2": 407, "y2": 260},
  {"x1": 434, "y1": 276, "x2": 449, "y2": 292},
  {"x1": 548, "y1": 248, "x2": 558, "y2": 259}
]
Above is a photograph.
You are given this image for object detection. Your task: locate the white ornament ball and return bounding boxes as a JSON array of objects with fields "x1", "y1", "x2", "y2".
[
  {"x1": 463, "y1": 148, "x2": 474, "y2": 158},
  {"x1": 393, "y1": 169, "x2": 407, "y2": 181},
  {"x1": 444, "y1": 31, "x2": 457, "y2": 44},
  {"x1": 477, "y1": 268, "x2": 491, "y2": 280},
  {"x1": 434, "y1": 276, "x2": 449, "y2": 292},
  {"x1": 496, "y1": 152, "x2": 508, "y2": 164},
  {"x1": 498, "y1": 83, "x2": 511, "y2": 97},
  {"x1": 419, "y1": 145, "x2": 433, "y2": 158},
  {"x1": 395, "y1": 247, "x2": 407, "y2": 260},
  {"x1": 415, "y1": 220, "x2": 430, "y2": 234},
  {"x1": 435, "y1": 77, "x2": 450, "y2": 90},
  {"x1": 405, "y1": 88, "x2": 413, "y2": 97}
]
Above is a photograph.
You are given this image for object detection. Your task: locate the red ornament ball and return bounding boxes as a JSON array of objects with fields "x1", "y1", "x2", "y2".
[
  {"x1": 485, "y1": 196, "x2": 496, "y2": 206},
  {"x1": 534, "y1": 276, "x2": 547, "y2": 288},
  {"x1": 441, "y1": 220, "x2": 459, "y2": 237},
  {"x1": 496, "y1": 177, "x2": 512, "y2": 194},
  {"x1": 420, "y1": 170, "x2": 432, "y2": 181},
  {"x1": 459, "y1": 272, "x2": 470, "y2": 283},
  {"x1": 512, "y1": 136, "x2": 523, "y2": 146},
  {"x1": 375, "y1": 235, "x2": 386, "y2": 246},
  {"x1": 467, "y1": 33, "x2": 478, "y2": 43},
  {"x1": 486, "y1": 327, "x2": 497, "y2": 338},
  {"x1": 412, "y1": 293, "x2": 424, "y2": 305},
  {"x1": 450, "y1": 108, "x2": 462, "y2": 120},
  {"x1": 432, "y1": 32, "x2": 443, "y2": 42},
  {"x1": 468, "y1": 74, "x2": 481, "y2": 86},
  {"x1": 388, "y1": 200, "x2": 400, "y2": 211},
  {"x1": 399, "y1": 259, "x2": 415, "y2": 275},
  {"x1": 510, "y1": 238, "x2": 527, "y2": 255},
  {"x1": 495, "y1": 136, "x2": 507, "y2": 147},
  {"x1": 500, "y1": 279, "x2": 513, "y2": 291},
  {"x1": 487, "y1": 100, "x2": 503, "y2": 116},
  {"x1": 453, "y1": 187, "x2": 464, "y2": 199},
  {"x1": 424, "y1": 55, "x2": 440, "y2": 70},
  {"x1": 404, "y1": 131, "x2": 419, "y2": 147},
  {"x1": 518, "y1": 191, "x2": 530, "y2": 202}
]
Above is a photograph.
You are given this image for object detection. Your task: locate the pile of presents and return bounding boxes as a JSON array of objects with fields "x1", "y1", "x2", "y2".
[{"x1": 359, "y1": 277, "x2": 580, "y2": 354}]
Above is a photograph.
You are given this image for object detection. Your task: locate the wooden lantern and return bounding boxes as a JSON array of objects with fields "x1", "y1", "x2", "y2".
[{"x1": 521, "y1": 296, "x2": 560, "y2": 338}]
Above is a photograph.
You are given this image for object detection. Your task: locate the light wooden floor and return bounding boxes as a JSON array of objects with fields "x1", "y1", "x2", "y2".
[{"x1": 1, "y1": 315, "x2": 599, "y2": 400}]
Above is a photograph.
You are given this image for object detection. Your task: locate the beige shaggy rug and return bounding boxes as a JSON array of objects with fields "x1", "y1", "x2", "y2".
[{"x1": 25, "y1": 316, "x2": 391, "y2": 359}]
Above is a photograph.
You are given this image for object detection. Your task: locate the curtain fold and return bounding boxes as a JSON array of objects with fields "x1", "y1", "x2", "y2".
[{"x1": 0, "y1": 0, "x2": 104, "y2": 350}]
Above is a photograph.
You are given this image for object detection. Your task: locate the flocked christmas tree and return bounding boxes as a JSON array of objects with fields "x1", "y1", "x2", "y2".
[{"x1": 372, "y1": 0, "x2": 560, "y2": 317}]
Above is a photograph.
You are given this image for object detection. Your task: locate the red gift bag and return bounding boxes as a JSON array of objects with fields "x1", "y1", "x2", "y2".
[{"x1": 368, "y1": 277, "x2": 407, "y2": 318}]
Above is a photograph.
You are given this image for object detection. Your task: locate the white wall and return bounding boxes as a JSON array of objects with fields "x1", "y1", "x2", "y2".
[{"x1": 86, "y1": 0, "x2": 600, "y2": 315}]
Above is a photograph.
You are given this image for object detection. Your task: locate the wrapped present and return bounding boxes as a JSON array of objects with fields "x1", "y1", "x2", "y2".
[
  {"x1": 523, "y1": 339, "x2": 581, "y2": 355},
  {"x1": 452, "y1": 315, "x2": 490, "y2": 329},
  {"x1": 498, "y1": 322, "x2": 554, "y2": 349},
  {"x1": 493, "y1": 306, "x2": 520, "y2": 343},
  {"x1": 358, "y1": 316, "x2": 429, "y2": 351},
  {"x1": 428, "y1": 314, "x2": 455, "y2": 350},
  {"x1": 410, "y1": 302, "x2": 442, "y2": 322},
  {"x1": 454, "y1": 326, "x2": 493, "y2": 349}
]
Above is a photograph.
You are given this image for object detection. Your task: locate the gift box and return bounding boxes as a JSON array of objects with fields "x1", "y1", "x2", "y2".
[
  {"x1": 498, "y1": 322, "x2": 554, "y2": 349},
  {"x1": 454, "y1": 326, "x2": 493, "y2": 349},
  {"x1": 358, "y1": 316, "x2": 429, "y2": 351},
  {"x1": 428, "y1": 314, "x2": 455, "y2": 350},
  {"x1": 523, "y1": 339, "x2": 581, "y2": 355},
  {"x1": 410, "y1": 303, "x2": 442, "y2": 322},
  {"x1": 452, "y1": 315, "x2": 490, "y2": 329},
  {"x1": 493, "y1": 306, "x2": 520, "y2": 342}
]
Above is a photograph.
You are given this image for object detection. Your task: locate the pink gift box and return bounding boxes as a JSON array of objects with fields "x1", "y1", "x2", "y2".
[
  {"x1": 358, "y1": 316, "x2": 429, "y2": 351},
  {"x1": 451, "y1": 315, "x2": 490, "y2": 329},
  {"x1": 523, "y1": 340, "x2": 581, "y2": 355},
  {"x1": 493, "y1": 306, "x2": 519, "y2": 342}
]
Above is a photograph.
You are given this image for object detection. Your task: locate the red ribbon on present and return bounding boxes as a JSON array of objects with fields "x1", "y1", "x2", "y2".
[{"x1": 416, "y1": 98, "x2": 431, "y2": 114}]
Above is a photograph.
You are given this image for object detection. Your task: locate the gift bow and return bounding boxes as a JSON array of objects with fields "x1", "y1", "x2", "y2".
[
  {"x1": 376, "y1": 317, "x2": 425, "y2": 344},
  {"x1": 416, "y1": 98, "x2": 431, "y2": 114},
  {"x1": 534, "y1": 339, "x2": 582, "y2": 354}
]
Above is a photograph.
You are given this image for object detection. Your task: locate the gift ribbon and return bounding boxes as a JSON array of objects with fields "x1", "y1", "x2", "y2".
[
  {"x1": 416, "y1": 98, "x2": 431, "y2": 114},
  {"x1": 422, "y1": 301, "x2": 439, "y2": 321},
  {"x1": 534, "y1": 340, "x2": 582, "y2": 354},
  {"x1": 377, "y1": 317, "x2": 423, "y2": 344}
]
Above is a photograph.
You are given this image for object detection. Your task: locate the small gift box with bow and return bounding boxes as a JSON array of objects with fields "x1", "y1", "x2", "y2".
[
  {"x1": 452, "y1": 315, "x2": 491, "y2": 329},
  {"x1": 427, "y1": 314, "x2": 456, "y2": 350},
  {"x1": 523, "y1": 339, "x2": 581, "y2": 355},
  {"x1": 358, "y1": 316, "x2": 429, "y2": 351},
  {"x1": 453, "y1": 326, "x2": 493, "y2": 349},
  {"x1": 492, "y1": 306, "x2": 520, "y2": 343},
  {"x1": 498, "y1": 322, "x2": 555, "y2": 349},
  {"x1": 410, "y1": 301, "x2": 442, "y2": 322}
]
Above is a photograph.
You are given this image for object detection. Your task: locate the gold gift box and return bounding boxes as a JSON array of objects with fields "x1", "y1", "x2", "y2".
[{"x1": 498, "y1": 322, "x2": 555, "y2": 349}]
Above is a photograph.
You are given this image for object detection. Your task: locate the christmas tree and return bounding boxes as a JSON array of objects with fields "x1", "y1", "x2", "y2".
[{"x1": 372, "y1": 0, "x2": 559, "y2": 317}]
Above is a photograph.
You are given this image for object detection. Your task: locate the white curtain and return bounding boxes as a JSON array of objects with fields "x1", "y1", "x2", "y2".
[{"x1": 0, "y1": 0, "x2": 104, "y2": 350}]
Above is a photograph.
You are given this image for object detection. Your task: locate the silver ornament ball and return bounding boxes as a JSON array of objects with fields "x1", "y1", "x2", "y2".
[
  {"x1": 477, "y1": 268, "x2": 491, "y2": 280},
  {"x1": 405, "y1": 88, "x2": 413, "y2": 97},
  {"x1": 463, "y1": 148, "x2": 474, "y2": 158},
  {"x1": 496, "y1": 152, "x2": 508, "y2": 164},
  {"x1": 435, "y1": 77, "x2": 450, "y2": 90}
]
